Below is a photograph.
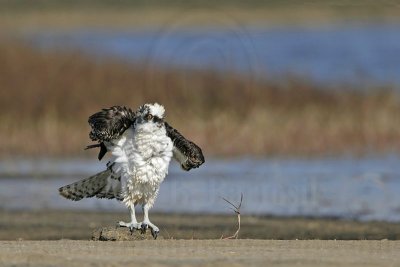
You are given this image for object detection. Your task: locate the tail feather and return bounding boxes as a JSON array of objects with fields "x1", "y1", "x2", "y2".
[{"x1": 59, "y1": 169, "x2": 112, "y2": 201}]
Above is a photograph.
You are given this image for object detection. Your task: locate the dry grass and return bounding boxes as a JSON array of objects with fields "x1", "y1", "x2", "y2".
[
  {"x1": 1, "y1": 1, "x2": 400, "y2": 32},
  {"x1": 1, "y1": 39, "x2": 400, "y2": 157}
]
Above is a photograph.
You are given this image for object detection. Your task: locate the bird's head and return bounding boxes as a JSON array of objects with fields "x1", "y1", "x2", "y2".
[{"x1": 135, "y1": 103, "x2": 165, "y2": 132}]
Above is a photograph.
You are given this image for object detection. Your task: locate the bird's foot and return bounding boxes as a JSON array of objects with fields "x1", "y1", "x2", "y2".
[
  {"x1": 140, "y1": 221, "x2": 159, "y2": 239},
  {"x1": 118, "y1": 221, "x2": 142, "y2": 233}
]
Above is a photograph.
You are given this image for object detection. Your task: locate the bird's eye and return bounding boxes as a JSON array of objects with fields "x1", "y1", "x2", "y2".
[{"x1": 146, "y1": 114, "x2": 153, "y2": 120}]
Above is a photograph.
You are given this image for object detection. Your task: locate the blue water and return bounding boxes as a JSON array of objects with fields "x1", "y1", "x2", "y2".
[
  {"x1": 1, "y1": 156, "x2": 400, "y2": 222},
  {"x1": 27, "y1": 23, "x2": 400, "y2": 85}
]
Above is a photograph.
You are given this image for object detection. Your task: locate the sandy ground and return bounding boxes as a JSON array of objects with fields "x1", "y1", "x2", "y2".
[
  {"x1": 1, "y1": 211, "x2": 400, "y2": 266},
  {"x1": 1, "y1": 210, "x2": 400, "y2": 240},
  {"x1": 0, "y1": 239, "x2": 399, "y2": 267}
]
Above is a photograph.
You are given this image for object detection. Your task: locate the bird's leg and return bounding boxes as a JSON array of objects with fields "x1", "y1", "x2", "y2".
[
  {"x1": 140, "y1": 202, "x2": 159, "y2": 239},
  {"x1": 118, "y1": 204, "x2": 141, "y2": 232}
]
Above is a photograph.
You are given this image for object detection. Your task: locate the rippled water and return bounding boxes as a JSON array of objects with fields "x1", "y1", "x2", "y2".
[
  {"x1": 28, "y1": 23, "x2": 400, "y2": 84},
  {"x1": 1, "y1": 156, "x2": 400, "y2": 222}
]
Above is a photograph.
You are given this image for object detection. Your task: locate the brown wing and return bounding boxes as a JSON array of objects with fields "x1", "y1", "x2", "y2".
[
  {"x1": 88, "y1": 106, "x2": 136, "y2": 142},
  {"x1": 86, "y1": 106, "x2": 136, "y2": 160},
  {"x1": 165, "y1": 122, "x2": 205, "y2": 171}
]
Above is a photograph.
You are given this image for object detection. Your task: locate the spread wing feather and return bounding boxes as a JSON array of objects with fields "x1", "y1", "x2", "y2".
[
  {"x1": 88, "y1": 106, "x2": 136, "y2": 142},
  {"x1": 58, "y1": 169, "x2": 123, "y2": 201},
  {"x1": 86, "y1": 105, "x2": 205, "y2": 171},
  {"x1": 165, "y1": 122, "x2": 205, "y2": 171}
]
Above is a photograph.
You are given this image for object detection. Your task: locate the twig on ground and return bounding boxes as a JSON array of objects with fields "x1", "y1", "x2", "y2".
[{"x1": 221, "y1": 193, "x2": 243, "y2": 239}]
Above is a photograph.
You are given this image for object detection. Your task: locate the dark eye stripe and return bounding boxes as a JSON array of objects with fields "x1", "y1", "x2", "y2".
[{"x1": 153, "y1": 116, "x2": 163, "y2": 123}]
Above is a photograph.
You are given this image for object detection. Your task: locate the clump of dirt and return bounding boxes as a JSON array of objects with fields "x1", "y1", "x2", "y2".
[{"x1": 92, "y1": 226, "x2": 161, "y2": 241}]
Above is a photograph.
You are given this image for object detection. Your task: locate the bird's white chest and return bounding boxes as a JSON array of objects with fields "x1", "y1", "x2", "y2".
[
  {"x1": 129, "y1": 128, "x2": 173, "y2": 183},
  {"x1": 109, "y1": 126, "x2": 173, "y2": 204}
]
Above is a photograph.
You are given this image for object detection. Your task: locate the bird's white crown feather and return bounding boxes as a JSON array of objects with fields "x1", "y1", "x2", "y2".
[
  {"x1": 148, "y1": 103, "x2": 165, "y2": 118},
  {"x1": 137, "y1": 103, "x2": 165, "y2": 118}
]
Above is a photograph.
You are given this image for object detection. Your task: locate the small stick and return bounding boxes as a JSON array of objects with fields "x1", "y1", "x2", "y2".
[{"x1": 221, "y1": 193, "x2": 243, "y2": 239}]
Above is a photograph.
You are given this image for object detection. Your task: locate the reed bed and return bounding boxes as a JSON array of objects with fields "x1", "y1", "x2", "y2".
[
  {"x1": 1, "y1": 39, "x2": 400, "y2": 157},
  {"x1": 1, "y1": 0, "x2": 400, "y2": 33}
]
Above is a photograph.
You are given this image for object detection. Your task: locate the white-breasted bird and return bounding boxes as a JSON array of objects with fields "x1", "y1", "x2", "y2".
[{"x1": 59, "y1": 103, "x2": 205, "y2": 239}]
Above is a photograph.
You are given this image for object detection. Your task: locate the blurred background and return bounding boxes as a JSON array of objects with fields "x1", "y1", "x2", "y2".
[{"x1": 1, "y1": 0, "x2": 400, "y2": 240}]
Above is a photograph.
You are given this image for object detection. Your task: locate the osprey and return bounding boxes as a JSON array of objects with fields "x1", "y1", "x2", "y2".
[{"x1": 59, "y1": 103, "x2": 205, "y2": 239}]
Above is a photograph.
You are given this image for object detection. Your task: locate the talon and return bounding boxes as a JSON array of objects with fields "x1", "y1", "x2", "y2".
[
  {"x1": 141, "y1": 223, "x2": 148, "y2": 234},
  {"x1": 151, "y1": 228, "x2": 159, "y2": 239},
  {"x1": 118, "y1": 221, "x2": 127, "y2": 228},
  {"x1": 118, "y1": 221, "x2": 141, "y2": 233}
]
